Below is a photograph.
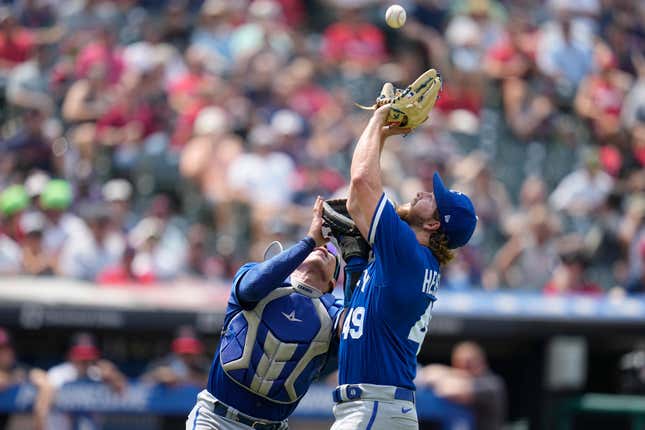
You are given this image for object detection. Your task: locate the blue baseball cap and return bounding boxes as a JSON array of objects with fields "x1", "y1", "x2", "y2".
[{"x1": 432, "y1": 172, "x2": 477, "y2": 249}]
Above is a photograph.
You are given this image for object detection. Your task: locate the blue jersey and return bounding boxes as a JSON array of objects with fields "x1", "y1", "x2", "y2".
[
  {"x1": 207, "y1": 263, "x2": 343, "y2": 421},
  {"x1": 338, "y1": 194, "x2": 440, "y2": 390}
]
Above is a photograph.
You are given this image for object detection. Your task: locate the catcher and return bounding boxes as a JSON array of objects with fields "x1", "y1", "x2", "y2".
[
  {"x1": 186, "y1": 197, "x2": 344, "y2": 430},
  {"x1": 324, "y1": 69, "x2": 478, "y2": 429}
]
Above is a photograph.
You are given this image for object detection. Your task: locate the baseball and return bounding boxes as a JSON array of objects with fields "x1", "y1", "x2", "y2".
[{"x1": 385, "y1": 4, "x2": 406, "y2": 29}]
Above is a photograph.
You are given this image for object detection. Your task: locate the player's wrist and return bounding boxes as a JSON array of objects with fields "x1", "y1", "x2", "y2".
[
  {"x1": 367, "y1": 108, "x2": 386, "y2": 128},
  {"x1": 303, "y1": 235, "x2": 318, "y2": 248}
]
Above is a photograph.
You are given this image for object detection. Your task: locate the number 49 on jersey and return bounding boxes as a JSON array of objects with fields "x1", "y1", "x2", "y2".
[{"x1": 342, "y1": 307, "x2": 365, "y2": 340}]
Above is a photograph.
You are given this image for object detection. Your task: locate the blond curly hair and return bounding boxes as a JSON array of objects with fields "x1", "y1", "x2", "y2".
[{"x1": 427, "y1": 229, "x2": 454, "y2": 266}]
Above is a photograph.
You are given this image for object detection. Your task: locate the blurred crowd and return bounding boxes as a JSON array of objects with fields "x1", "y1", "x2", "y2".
[
  {"x1": 0, "y1": 0, "x2": 643, "y2": 294},
  {"x1": 2, "y1": 324, "x2": 509, "y2": 430},
  {"x1": 0, "y1": 326, "x2": 210, "y2": 430}
]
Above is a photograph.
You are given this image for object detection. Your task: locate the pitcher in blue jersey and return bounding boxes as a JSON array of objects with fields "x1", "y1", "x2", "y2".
[
  {"x1": 330, "y1": 105, "x2": 477, "y2": 430},
  {"x1": 186, "y1": 197, "x2": 344, "y2": 430}
]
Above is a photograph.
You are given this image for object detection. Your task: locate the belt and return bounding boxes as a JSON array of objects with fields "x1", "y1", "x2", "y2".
[
  {"x1": 332, "y1": 384, "x2": 415, "y2": 404},
  {"x1": 212, "y1": 401, "x2": 285, "y2": 430}
]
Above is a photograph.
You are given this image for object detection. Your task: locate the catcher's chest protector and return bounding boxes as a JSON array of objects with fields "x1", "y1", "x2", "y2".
[{"x1": 220, "y1": 286, "x2": 337, "y2": 403}]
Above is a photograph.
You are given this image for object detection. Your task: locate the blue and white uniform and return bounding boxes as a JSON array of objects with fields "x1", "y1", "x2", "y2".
[
  {"x1": 332, "y1": 194, "x2": 441, "y2": 430},
  {"x1": 186, "y1": 237, "x2": 343, "y2": 430}
]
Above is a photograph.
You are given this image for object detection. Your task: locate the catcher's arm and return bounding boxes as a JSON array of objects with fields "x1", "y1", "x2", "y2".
[
  {"x1": 236, "y1": 197, "x2": 326, "y2": 307},
  {"x1": 347, "y1": 105, "x2": 409, "y2": 238}
]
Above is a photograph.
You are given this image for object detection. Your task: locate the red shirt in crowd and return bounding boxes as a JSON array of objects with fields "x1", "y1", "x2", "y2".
[
  {"x1": 322, "y1": 22, "x2": 386, "y2": 65},
  {"x1": 0, "y1": 28, "x2": 34, "y2": 65},
  {"x1": 275, "y1": 0, "x2": 305, "y2": 28},
  {"x1": 167, "y1": 71, "x2": 213, "y2": 147},
  {"x1": 435, "y1": 84, "x2": 482, "y2": 115},
  {"x1": 587, "y1": 76, "x2": 623, "y2": 117},
  {"x1": 75, "y1": 42, "x2": 125, "y2": 85},
  {"x1": 599, "y1": 141, "x2": 645, "y2": 177},
  {"x1": 96, "y1": 100, "x2": 157, "y2": 139},
  {"x1": 288, "y1": 85, "x2": 333, "y2": 118},
  {"x1": 543, "y1": 280, "x2": 603, "y2": 296},
  {"x1": 97, "y1": 266, "x2": 156, "y2": 285}
]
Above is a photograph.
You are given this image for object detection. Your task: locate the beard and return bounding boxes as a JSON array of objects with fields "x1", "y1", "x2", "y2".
[{"x1": 395, "y1": 203, "x2": 424, "y2": 228}]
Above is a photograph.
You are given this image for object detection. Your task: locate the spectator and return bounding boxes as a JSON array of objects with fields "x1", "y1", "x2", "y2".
[
  {"x1": 181, "y1": 224, "x2": 224, "y2": 279},
  {"x1": 95, "y1": 72, "x2": 159, "y2": 149},
  {"x1": 575, "y1": 43, "x2": 631, "y2": 142},
  {"x1": 160, "y1": 0, "x2": 193, "y2": 52},
  {"x1": 123, "y1": 18, "x2": 184, "y2": 83},
  {"x1": 0, "y1": 8, "x2": 35, "y2": 75},
  {"x1": 20, "y1": 211, "x2": 57, "y2": 276},
  {"x1": 483, "y1": 17, "x2": 532, "y2": 81},
  {"x1": 141, "y1": 327, "x2": 209, "y2": 387},
  {"x1": 228, "y1": 124, "x2": 295, "y2": 210},
  {"x1": 0, "y1": 327, "x2": 52, "y2": 430},
  {"x1": 490, "y1": 205, "x2": 560, "y2": 289},
  {"x1": 502, "y1": 75, "x2": 555, "y2": 140},
  {"x1": 101, "y1": 178, "x2": 136, "y2": 232},
  {"x1": 321, "y1": 3, "x2": 386, "y2": 69},
  {"x1": 444, "y1": 0, "x2": 505, "y2": 74},
  {"x1": 16, "y1": 0, "x2": 58, "y2": 30},
  {"x1": 74, "y1": 26, "x2": 124, "y2": 85},
  {"x1": 6, "y1": 42, "x2": 55, "y2": 114},
  {"x1": 140, "y1": 326, "x2": 211, "y2": 430},
  {"x1": 538, "y1": 17, "x2": 593, "y2": 95},
  {"x1": 38, "y1": 179, "x2": 90, "y2": 259},
  {"x1": 1, "y1": 107, "x2": 55, "y2": 176},
  {"x1": 167, "y1": 47, "x2": 218, "y2": 148},
  {"x1": 57, "y1": 203, "x2": 125, "y2": 281},
  {"x1": 611, "y1": 106, "x2": 645, "y2": 184},
  {"x1": 47, "y1": 332, "x2": 126, "y2": 430},
  {"x1": 230, "y1": 0, "x2": 293, "y2": 64},
  {"x1": 549, "y1": 149, "x2": 614, "y2": 221},
  {"x1": 0, "y1": 189, "x2": 26, "y2": 281},
  {"x1": 584, "y1": 192, "x2": 627, "y2": 287},
  {"x1": 291, "y1": 159, "x2": 345, "y2": 207},
  {"x1": 61, "y1": 62, "x2": 113, "y2": 164},
  {"x1": 543, "y1": 248, "x2": 603, "y2": 295},
  {"x1": 58, "y1": 0, "x2": 114, "y2": 39},
  {"x1": 502, "y1": 175, "x2": 547, "y2": 236},
  {"x1": 417, "y1": 341, "x2": 507, "y2": 430},
  {"x1": 279, "y1": 57, "x2": 334, "y2": 119},
  {"x1": 621, "y1": 52, "x2": 645, "y2": 131},
  {"x1": 453, "y1": 152, "x2": 512, "y2": 244},
  {"x1": 179, "y1": 105, "x2": 243, "y2": 207},
  {"x1": 0, "y1": 227, "x2": 21, "y2": 275},
  {"x1": 96, "y1": 245, "x2": 155, "y2": 285},
  {"x1": 128, "y1": 213, "x2": 187, "y2": 282},
  {"x1": 189, "y1": 0, "x2": 235, "y2": 71},
  {"x1": 61, "y1": 63, "x2": 111, "y2": 126},
  {"x1": 625, "y1": 238, "x2": 645, "y2": 294},
  {"x1": 23, "y1": 170, "x2": 49, "y2": 207},
  {"x1": 0, "y1": 0, "x2": 640, "y2": 297}
]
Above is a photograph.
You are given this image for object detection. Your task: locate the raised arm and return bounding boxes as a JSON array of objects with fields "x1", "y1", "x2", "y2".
[
  {"x1": 237, "y1": 197, "x2": 327, "y2": 307},
  {"x1": 346, "y1": 105, "x2": 409, "y2": 239}
]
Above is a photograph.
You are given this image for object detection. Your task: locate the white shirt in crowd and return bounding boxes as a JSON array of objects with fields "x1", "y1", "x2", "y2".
[{"x1": 549, "y1": 168, "x2": 614, "y2": 214}]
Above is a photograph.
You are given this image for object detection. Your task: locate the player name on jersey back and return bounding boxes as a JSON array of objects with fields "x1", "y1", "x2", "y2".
[{"x1": 422, "y1": 269, "x2": 440, "y2": 297}]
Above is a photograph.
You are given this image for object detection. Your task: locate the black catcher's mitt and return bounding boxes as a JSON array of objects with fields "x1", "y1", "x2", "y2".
[
  {"x1": 322, "y1": 198, "x2": 370, "y2": 263},
  {"x1": 322, "y1": 199, "x2": 361, "y2": 238}
]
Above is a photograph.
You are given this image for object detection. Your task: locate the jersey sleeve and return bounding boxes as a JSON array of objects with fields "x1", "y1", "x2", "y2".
[
  {"x1": 367, "y1": 193, "x2": 423, "y2": 269},
  {"x1": 223, "y1": 262, "x2": 257, "y2": 328}
]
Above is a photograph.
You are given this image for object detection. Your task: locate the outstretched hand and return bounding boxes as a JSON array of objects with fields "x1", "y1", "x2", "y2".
[
  {"x1": 372, "y1": 104, "x2": 412, "y2": 137},
  {"x1": 307, "y1": 196, "x2": 328, "y2": 247}
]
